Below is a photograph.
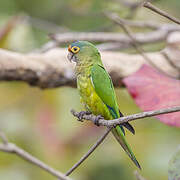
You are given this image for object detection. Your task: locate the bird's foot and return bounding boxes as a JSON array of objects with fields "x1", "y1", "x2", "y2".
[
  {"x1": 77, "y1": 111, "x2": 92, "y2": 122},
  {"x1": 94, "y1": 115, "x2": 104, "y2": 126},
  {"x1": 113, "y1": 124, "x2": 118, "y2": 128}
]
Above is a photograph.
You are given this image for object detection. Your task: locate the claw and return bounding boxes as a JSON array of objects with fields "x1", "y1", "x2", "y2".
[
  {"x1": 77, "y1": 111, "x2": 92, "y2": 121},
  {"x1": 85, "y1": 111, "x2": 92, "y2": 115},
  {"x1": 113, "y1": 124, "x2": 118, "y2": 128},
  {"x1": 94, "y1": 115, "x2": 103, "y2": 126}
]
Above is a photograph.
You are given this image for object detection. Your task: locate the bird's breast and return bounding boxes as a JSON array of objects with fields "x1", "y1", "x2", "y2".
[{"x1": 77, "y1": 73, "x2": 111, "y2": 118}]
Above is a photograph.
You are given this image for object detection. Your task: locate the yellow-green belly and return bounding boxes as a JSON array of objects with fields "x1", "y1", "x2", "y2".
[{"x1": 77, "y1": 74, "x2": 112, "y2": 120}]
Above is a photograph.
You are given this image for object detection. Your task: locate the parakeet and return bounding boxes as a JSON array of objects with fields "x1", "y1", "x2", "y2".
[{"x1": 67, "y1": 41, "x2": 141, "y2": 169}]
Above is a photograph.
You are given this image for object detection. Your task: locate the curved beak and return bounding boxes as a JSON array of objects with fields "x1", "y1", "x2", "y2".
[
  {"x1": 67, "y1": 51, "x2": 73, "y2": 62},
  {"x1": 67, "y1": 51, "x2": 77, "y2": 63}
]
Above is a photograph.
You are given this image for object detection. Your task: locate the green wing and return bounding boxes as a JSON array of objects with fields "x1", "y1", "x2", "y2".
[
  {"x1": 91, "y1": 64, "x2": 141, "y2": 169},
  {"x1": 90, "y1": 63, "x2": 135, "y2": 134},
  {"x1": 90, "y1": 63, "x2": 119, "y2": 118}
]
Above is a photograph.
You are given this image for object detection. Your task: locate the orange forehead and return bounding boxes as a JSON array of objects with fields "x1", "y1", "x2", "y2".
[{"x1": 68, "y1": 45, "x2": 72, "y2": 52}]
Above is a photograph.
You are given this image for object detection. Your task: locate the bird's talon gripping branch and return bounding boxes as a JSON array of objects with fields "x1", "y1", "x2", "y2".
[
  {"x1": 85, "y1": 111, "x2": 92, "y2": 115},
  {"x1": 113, "y1": 124, "x2": 117, "y2": 128},
  {"x1": 94, "y1": 115, "x2": 103, "y2": 126},
  {"x1": 77, "y1": 111, "x2": 91, "y2": 122}
]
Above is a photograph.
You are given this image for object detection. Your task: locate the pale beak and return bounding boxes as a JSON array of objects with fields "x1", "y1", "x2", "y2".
[
  {"x1": 67, "y1": 52, "x2": 73, "y2": 62},
  {"x1": 67, "y1": 52, "x2": 77, "y2": 63}
]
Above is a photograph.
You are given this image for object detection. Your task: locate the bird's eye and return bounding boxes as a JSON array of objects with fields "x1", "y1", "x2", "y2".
[{"x1": 71, "y1": 46, "x2": 80, "y2": 54}]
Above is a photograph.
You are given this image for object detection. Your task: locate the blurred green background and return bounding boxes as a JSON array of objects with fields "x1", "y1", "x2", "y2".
[{"x1": 0, "y1": 0, "x2": 180, "y2": 179}]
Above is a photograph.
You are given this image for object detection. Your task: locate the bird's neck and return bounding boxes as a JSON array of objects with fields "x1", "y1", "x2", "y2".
[
  {"x1": 75, "y1": 63, "x2": 92, "y2": 77},
  {"x1": 75, "y1": 55, "x2": 103, "y2": 76}
]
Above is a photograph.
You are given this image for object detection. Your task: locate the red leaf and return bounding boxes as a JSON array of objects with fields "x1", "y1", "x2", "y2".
[{"x1": 123, "y1": 64, "x2": 180, "y2": 127}]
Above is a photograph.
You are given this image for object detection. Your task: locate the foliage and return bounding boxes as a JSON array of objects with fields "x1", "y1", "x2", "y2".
[{"x1": 123, "y1": 65, "x2": 180, "y2": 127}]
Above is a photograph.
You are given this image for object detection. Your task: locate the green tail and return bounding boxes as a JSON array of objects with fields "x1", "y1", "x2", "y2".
[{"x1": 111, "y1": 126, "x2": 141, "y2": 169}]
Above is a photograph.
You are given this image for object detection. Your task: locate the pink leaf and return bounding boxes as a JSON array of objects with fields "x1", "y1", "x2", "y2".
[
  {"x1": 123, "y1": 64, "x2": 180, "y2": 127},
  {"x1": 36, "y1": 106, "x2": 64, "y2": 155}
]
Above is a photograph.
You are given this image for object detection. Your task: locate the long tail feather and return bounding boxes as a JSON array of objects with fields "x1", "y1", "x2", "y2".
[
  {"x1": 122, "y1": 122, "x2": 135, "y2": 135},
  {"x1": 111, "y1": 126, "x2": 141, "y2": 169},
  {"x1": 119, "y1": 110, "x2": 135, "y2": 135}
]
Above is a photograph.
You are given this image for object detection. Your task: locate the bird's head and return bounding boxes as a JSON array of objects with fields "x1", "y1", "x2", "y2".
[{"x1": 67, "y1": 41, "x2": 101, "y2": 66}]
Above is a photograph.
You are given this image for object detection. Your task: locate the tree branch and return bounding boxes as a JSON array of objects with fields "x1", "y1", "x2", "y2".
[
  {"x1": 105, "y1": 12, "x2": 171, "y2": 78},
  {"x1": 143, "y1": 1, "x2": 180, "y2": 25},
  {"x1": 50, "y1": 25, "x2": 180, "y2": 45},
  {"x1": 0, "y1": 131, "x2": 72, "y2": 180},
  {"x1": 0, "y1": 48, "x2": 76, "y2": 88},
  {"x1": 104, "y1": 12, "x2": 160, "y2": 29},
  {"x1": 71, "y1": 106, "x2": 180, "y2": 127},
  {"x1": 134, "y1": 170, "x2": 147, "y2": 180},
  {"x1": 65, "y1": 127, "x2": 112, "y2": 176},
  {"x1": 66, "y1": 106, "x2": 180, "y2": 177},
  {"x1": 45, "y1": 22, "x2": 180, "y2": 52},
  {"x1": 0, "y1": 38, "x2": 180, "y2": 89}
]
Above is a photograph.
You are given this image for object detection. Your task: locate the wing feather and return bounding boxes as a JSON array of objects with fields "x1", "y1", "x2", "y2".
[
  {"x1": 91, "y1": 64, "x2": 119, "y2": 118},
  {"x1": 91, "y1": 64, "x2": 135, "y2": 134},
  {"x1": 90, "y1": 64, "x2": 140, "y2": 168}
]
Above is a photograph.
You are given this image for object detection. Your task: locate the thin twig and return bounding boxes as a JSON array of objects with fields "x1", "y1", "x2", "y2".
[
  {"x1": 68, "y1": 105, "x2": 180, "y2": 176},
  {"x1": 105, "y1": 12, "x2": 170, "y2": 77},
  {"x1": 134, "y1": 170, "x2": 147, "y2": 180},
  {"x1": 71, "y1": 106, "x2": 180, "y2": 127},
  {"x1": 105, "y1": 12, "x2": 160, "y2": 29},
  {"x1": 0, "y1": 133, "x2": 72, "y2": 180},
  {"x1": 161, "y1": 51, "x2": 180, "y2": 78},
  {"x1": 49, "y1": 30, "x2": 170, "y2": 44},
  {"x1": 45, "y1": 23, "x2": 180, "y2": 51},
  {"x1": 143, "y1": 1, "x2": 180, "y2": 25},
  {"x1": 96, "y1": 42, "x2": 130, "y2": 51},
  {"x1": 105, "y1": 12, "x2": 155, "y2": 63},
  {"x1": 65, "y1": 127, "x2": 112, "y2": 176}
]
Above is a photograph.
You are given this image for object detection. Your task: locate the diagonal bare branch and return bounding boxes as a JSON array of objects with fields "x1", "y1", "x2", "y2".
[
  {"x1": 0, "y1": 132, "x2": 72, "y2": 180},
  {"x1": 105, "y1": 12, "x2": 176, "y2": 78},
  {"x1": 104, "y1": 12, "x2": 160, "y2": 29},
  {"x1": 143, "y1": 1, "x2": 180, "y2": 25},
  {"x1": 65, "y1": 127, "x2": 112, "y2": 176},
  {"x1": 134, "y1": 170, "x2": 147, "y2": 180}
]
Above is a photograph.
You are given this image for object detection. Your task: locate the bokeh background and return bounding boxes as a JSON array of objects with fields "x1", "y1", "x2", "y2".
[{"x1": 0, "y1": 0, "x2": 180, "y2": 179}]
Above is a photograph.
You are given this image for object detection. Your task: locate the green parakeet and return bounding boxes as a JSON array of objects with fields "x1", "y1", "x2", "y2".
[{"x1": 67, "y1": 41, "x2": 141, "y2": 169}]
